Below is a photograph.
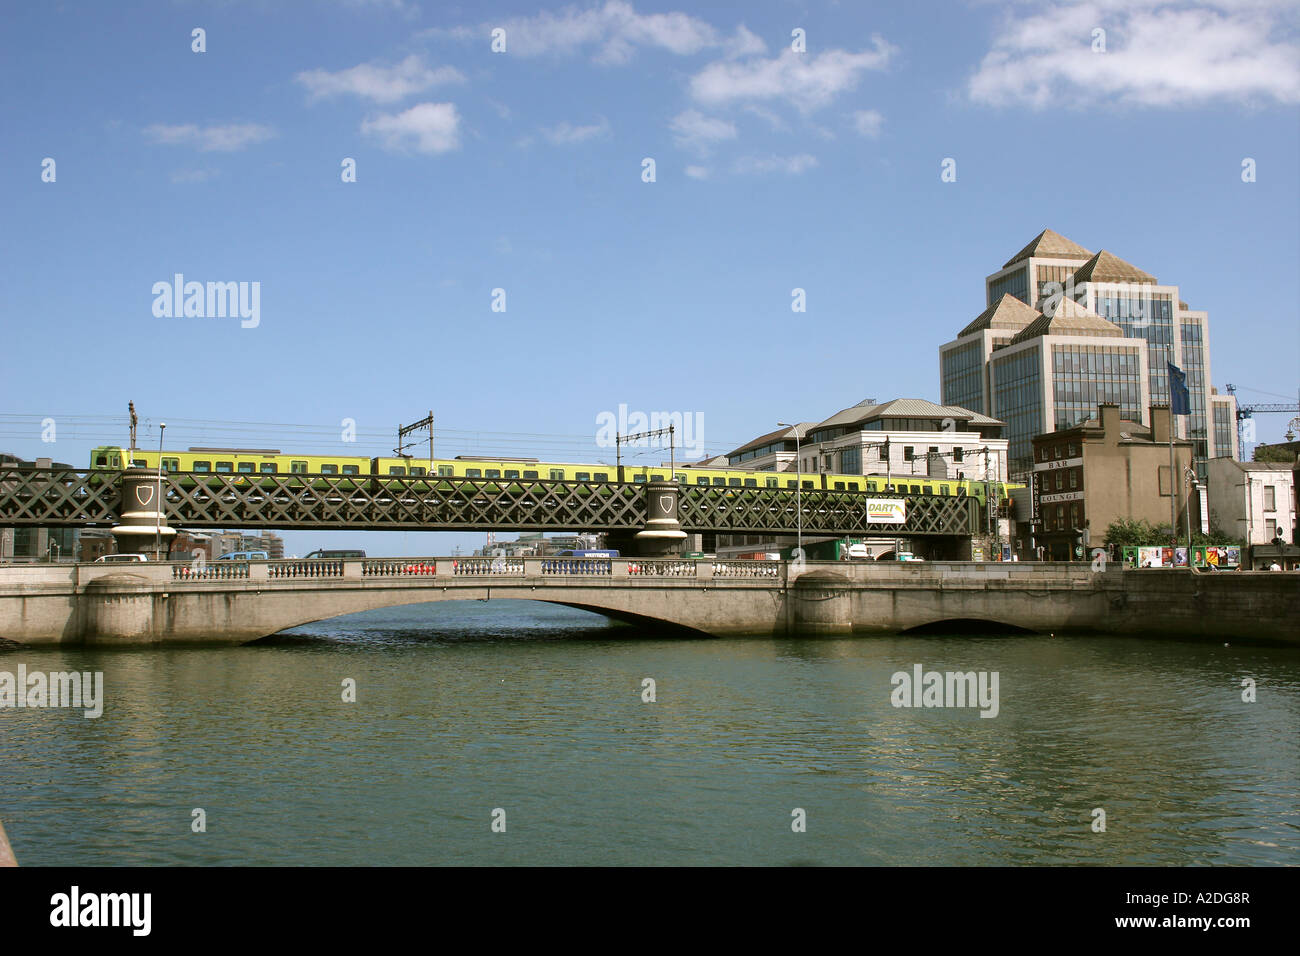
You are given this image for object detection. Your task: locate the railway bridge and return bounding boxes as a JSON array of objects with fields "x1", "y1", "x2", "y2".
[
  {"x1": 0, "y1": 466, "x2": 984, "y2": 556},
  {"x1": 0, "y1": 557, "x2": 1296, "y2": 646}
]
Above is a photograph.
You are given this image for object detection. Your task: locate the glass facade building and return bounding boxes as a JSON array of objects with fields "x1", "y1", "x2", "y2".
[
  {"x1": 941, "y1": 231, "x2": 1231, "y2": 478},
  {"x1": 1050, "y1": 344, "x2": 1144, "y2": 431}
]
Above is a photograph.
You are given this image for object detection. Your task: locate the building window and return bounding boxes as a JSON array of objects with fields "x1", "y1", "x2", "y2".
[
  {"x1": 903, "y1": 446, "x2": 914, "y2": 461},
  {"x1": 1264, "y1": 486, "x2": 1276, "y2": 511},
  {"x1": 953, "y1": 447, "x2": 963, "y2": 462},
  {"x1": 1055, "y1": 472, "x2": 1063, "y2": 490},
  {"x1": 1265, "y1": 519, "x2": 1277, "y2": 539},
  {"x1": 1069, "y1": 470, "x2": 1078, "y2": 489}
]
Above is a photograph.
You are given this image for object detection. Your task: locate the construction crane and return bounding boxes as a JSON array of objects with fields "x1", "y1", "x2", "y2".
[{"x1": 1224, "y1": 384, "x2": 1300, "y2": 455}]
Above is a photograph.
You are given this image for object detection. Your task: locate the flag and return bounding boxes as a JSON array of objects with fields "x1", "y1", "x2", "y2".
[{"x1": 1167, "y1": 362, "x2": 1190, "y2": 416}]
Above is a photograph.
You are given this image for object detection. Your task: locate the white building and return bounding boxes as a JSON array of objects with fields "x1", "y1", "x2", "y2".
[{"x1": 1205, "y1": 459, "x2": 1296, "y2": 545}]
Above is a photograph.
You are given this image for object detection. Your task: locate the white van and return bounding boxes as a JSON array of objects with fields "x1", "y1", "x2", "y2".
[{"x1": 94, "y1": 553, "x2": 148, "y2": 563}]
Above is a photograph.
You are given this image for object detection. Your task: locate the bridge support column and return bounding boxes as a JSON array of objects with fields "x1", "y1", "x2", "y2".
[
  {"x1": 629, "y1": 480, "x2": 687, "y2": 557},
  {"x1": 110, "y1": 467, "x2": 175, "y2": 560}
]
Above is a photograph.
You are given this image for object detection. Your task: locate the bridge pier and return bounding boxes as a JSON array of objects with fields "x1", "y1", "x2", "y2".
[
  {"x1": 110, "y1": 467, "x2": 175, "y2": 560},
  {"x1": 612, "y1": 480, "x2": 687, "y2": 557}
]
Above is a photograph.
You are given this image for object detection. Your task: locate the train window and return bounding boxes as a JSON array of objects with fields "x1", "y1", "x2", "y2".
[
  {"x1": 911, "y1": 484, "x2": 921, "y2": 494},
  {"x1": 675, "y1": 474, "x2": 687, "y2": 483},
  {"x1": 594, "y1": 473, "x2": 608, "y2": 482},
  {"x1": 162, "y1": 458, "x2": 180, "y2": 472},
  {"x1": 95, "y1": 455, "x2": 107, "y2": 466},
  {"x1": 549, "y1": 469, "x2": 565, "y2": 480},
  {"x1": 651, "y1": 474, "x2": 664, "y2": 482},
  {"x1": 505, "y1": 470, "x2": 520, "y2": 479},
  {"x1": 834, "y1": 481, "x2": 845, "y2": 490},
  {"x1": 342, "y1": 465, "x2": 360, "y2": 475},
  {"x1": 744, "y1": 478, "x2": 758, "y2": 487},
  {"x1": 485, "y1": 469, "x2": 501, "y2": 479},
  {"x1": 696, "y1": 476, "x2": 709, "y2": 485},
  {"x1": 237, "y1": 462, "x2": 255, "y2": 473},
  {"x1": 291, "y1": 461, "x2": 308, "y2": 474},
  {"x1": 388, "y1": 466, "x2": 406, "y2": 475},
  {"x1": 320, "y1": 464, "x2": 338, "y2": 475},
  {"x1": 216, "y1": 462, "x2": 233, "y2": 473},
  {"x1": 260, "y1": 463, "x2": 278, "y2": 474},
  {"x1": 465, "y1": 468, "x2": 482, "y2": 478},
  {"x1": 634, "y1": 474, "x2": 647, "y2": 483},
  {"x1": 410, "y1": 466, "x2": 426, "y2": 476},
  {"x1": 193, "y1": 461, "x2": 210, "y2": 472},
  {"x1": 712, "y1": 477, "x2": 725, "y2": 486},
  {"x1": 849, "y1": 482, "x2": 861, "y2": 490},
  {"x1": 575, "y1": 472, "x2": 590, "y2": 481},
  {"x1": 132, "y1": 459, "x2": 147, "y2": 468},
  {"x1": 523, "y1": 470, "x2": 538, "y2": 479},
  {"x1": 802, "y1": 481, "x2": 814, "y2": 490},
  {"x1": 765, "y1": 478, "x2": 778, "y2": 488},
  {"x1": 939, "y1": 484, "x2": 949, "y2": 495},
  {"x1": 728, "y1": 478, "x2": 741, "y2": 487},
  {"x1": 111, "y1": 455, "x2": 120, "y2": 467},
  {"x1": 787, "y1": 480, "x2": 797, "y2": 489},
  {"x1": 438, "y1": 466, "x2": 454, "y2": 477}
]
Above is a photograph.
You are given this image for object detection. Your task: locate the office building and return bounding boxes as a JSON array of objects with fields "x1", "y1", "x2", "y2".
[{"x1": 941, "y1": 229, "x2": 1232, "y2": 478}]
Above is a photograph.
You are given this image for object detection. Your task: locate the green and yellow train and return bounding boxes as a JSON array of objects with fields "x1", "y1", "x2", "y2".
[{"x1": 88, "y1": 445, "x2": 1015, "y2": 508}]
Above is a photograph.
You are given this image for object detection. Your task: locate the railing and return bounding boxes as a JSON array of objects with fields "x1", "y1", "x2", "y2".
[
  {"x1": 452, "y1": 558, "x2": 524, "y2": 576},
  {"x1": 363, "y1": 559, "x2": 437, "y2": 576},
  {"x1": 713, "y1": 560, "x2": 782, "y2": 578},
  {"x1": 626, "y1": 559, "x2": 695, "y2": 576},
  {"x1": 268, "y1": 560, "x2": 344, "y2": 578},
  {"x1": 173, "y1": 562, "x2": 249, "y2": 580},
  {"x1": 541, "y1": 558, "x2": 612, "y2": 576}
]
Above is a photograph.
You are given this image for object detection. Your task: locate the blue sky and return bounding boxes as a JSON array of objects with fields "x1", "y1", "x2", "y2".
[{"x1": 2, "y1": 0, "x2": 1297, "y2": 556}]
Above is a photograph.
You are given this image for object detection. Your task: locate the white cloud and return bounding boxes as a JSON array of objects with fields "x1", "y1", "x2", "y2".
[
  {"x1": 145, "y1": 123, "x2": 275, "y2": 152},
  {"x1": 852, "y1": 109, "x2": 884, "y2": 137},
  {"x1": 426, "y1": 1, "x2": 765, "y2": 65},
  {"x1": 169, "y1": 168, "x2": 219, "y2": 183},
  {"x1": 690, "y1": 38, "x2": 896, "y2": 112},
  {"x1": 296, "y1": 55, "x2": 464, "y2": 103},
  {"x1": 540, "y1": 117, "x2": 611, "y2": 144},
  {"x1": 732, "y1": 153, "x2": 818, "y2": 175},
  {"x1": 361, "y1": 102, "x2": 461, "y2": 154},
  {"x1": 968, "y1": 1, "x2": 1300, "y2": 108},
  {"x1": 685, "y1": 165, "x2": 711, "y2": 179},
  {"x1": 669, "y1": 109, "x2": 737, "y2": 153}
]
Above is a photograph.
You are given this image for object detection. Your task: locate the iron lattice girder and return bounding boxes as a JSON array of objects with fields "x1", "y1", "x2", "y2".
[
  {"x1": 0, "y1": 469, "x2": 118, "y2": 526},
  {"x1": 0, "y1": 469, "x2": 976, "y2": 536}
]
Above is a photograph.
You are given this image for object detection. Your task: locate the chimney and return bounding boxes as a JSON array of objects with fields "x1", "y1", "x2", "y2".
[
  {"x1": 1099, "y1": 404, "x2": 1120, "y2": 436},
  {"x1": 1149, "y1": 405, "x2": 1172, "y2": 444}
]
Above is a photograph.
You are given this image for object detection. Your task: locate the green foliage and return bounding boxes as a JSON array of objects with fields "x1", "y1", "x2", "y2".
[
  {"x1": 1104, "y1": 517, "x2": 1246, "y2": 548},
  {"x1": 1252, "y1": 444, "x2": 1298, "y2": 463},
  {"x1": 1103, "y1": 518, "x2": 1162, "y2": 547}
]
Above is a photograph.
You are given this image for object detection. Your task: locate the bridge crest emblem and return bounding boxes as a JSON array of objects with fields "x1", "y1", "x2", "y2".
[{"x1": 135, "y1": 486, "x2": 155, "y2": 507}]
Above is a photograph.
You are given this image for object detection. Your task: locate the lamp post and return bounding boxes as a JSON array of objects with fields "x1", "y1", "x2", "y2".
[
  {"x1": 154, "y1": 422, "x2": 166, "y2": 560},
  {"x1": 778, "y1": 422, "x2": 802, "y2": 558}
]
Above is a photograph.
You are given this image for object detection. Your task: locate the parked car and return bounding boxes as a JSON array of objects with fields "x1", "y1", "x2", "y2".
[
  {"x1": 216, "y1": 550, "x2": 269, "y2": 561},
  {"x1": 303, "y1": 549, "x2": 365, "y2": 559},
  {"x1": 94, "y1": 553, "x2": 148, "y2": 563}
]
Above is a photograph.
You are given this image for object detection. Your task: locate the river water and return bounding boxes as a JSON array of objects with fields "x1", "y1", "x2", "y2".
[{"x1": 1, "y1": 602, "x2": 1297, "y2": 866}]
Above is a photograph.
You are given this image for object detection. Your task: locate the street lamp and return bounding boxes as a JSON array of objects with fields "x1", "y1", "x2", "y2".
[
  {"x1": 777, "y1": 422, "x2": 802, "y2": 558},
  {"x1": 154, "y1": 422, "x2": 166, "y2": 559}
]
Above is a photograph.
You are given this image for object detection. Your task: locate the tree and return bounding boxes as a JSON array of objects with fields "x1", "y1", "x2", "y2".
[{"x1": 1253, "y1": 444, "x2": 1298, "y2": 463}]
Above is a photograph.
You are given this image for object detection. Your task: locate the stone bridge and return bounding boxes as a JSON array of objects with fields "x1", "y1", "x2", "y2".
[{"x1": 0, "y1": 557, "x2": 1295, "y2": 646}]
